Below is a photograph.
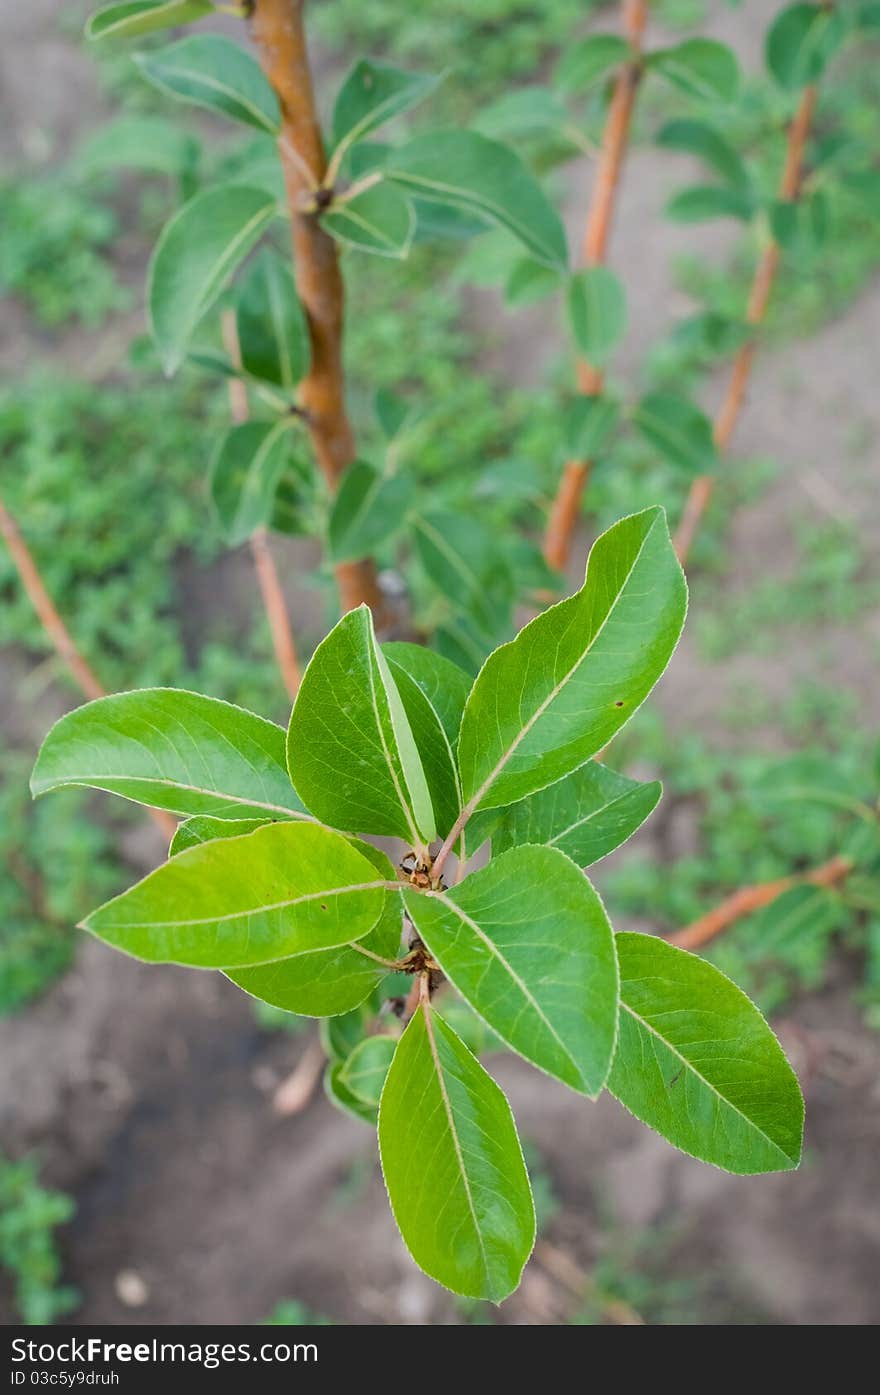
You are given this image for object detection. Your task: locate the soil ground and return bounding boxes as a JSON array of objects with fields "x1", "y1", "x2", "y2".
[{"x1": 1, "y1": 0, "x2": 879, "y2": 1325}]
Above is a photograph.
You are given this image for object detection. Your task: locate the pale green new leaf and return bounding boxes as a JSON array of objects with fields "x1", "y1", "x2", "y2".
[
  {"x1": 383, "y1": 644, "x2": 471, "y2": 840},
  {"x1": 385, "y1": 130, "x2": 568, "y2": 270},
  {"x1": 633, "y1": 393, "x2": 717, "y2": 476},
  {"x1": 403, "y1": 845, "x2": 618, "y2": 1095},
  {"x1": 340, "y1": 1035, "x2": 398, "y2": 1107},
  {"x1": 650, "y1": 39, "x2": 740, "y2": 104},
  {"x1": 456, "y1": 507, "x2": 687, "y2": 812},
  {"x1": 82, "y1": 822, "x2": 392, "y2": 968},
  {"x1": 30, "y1": 689, "x2": 309, "y2": 820},
  {"x1": 287, "y1": 607, "x2": 436, "y2": 844},
  {"x1": 331, "y1": 60, "x2": 441, "y2": 159},
  {"x1": 322, "y1": 183, "x2": 416, "y2": 259},
  {"x1": 609, "y1": 933, "x2": 804, "y2": 1174},
  {"x1": 378, "y1": 1006, "x2": 535, "y2": 1301},
  {"x1": 148, "y1": 184, "x2": 278, "y2": 374},
  {"x1": 135, "y1": 34, "x2": 280, "y2": 133},
  {"x1": 328, "y1": 460, "x2": 414, "y2": 562},
  {"x1": 210, "y1": 420, "x2": 294, "y2": 545},
  {"x1": 567, "y1": 267, "x2": 627, "y2": 364},
  {"x1": 235, "y1": 248, "x2": 310, "y2": 390},
  {"x1": 86, "y1": 1, "x2": 214, "y2": 42},
  {"x1": 493, "y1": 762, "x2": 661, "y2": 867}
]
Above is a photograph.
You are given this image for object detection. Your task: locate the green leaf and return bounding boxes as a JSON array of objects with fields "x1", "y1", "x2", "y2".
[
  {"x1": 474, "y1": 87, "x2": 570, "y2": 140},
  {"x1": 494, "y1": 762, "x2": 661, "y2": 867},
  {"x1": 31, "y1": 688, "x2": 308, "y2": 820},
  {"x1": 383, "y1": 644, "x2": 471, "y2": 841},
  {"x1": 86, "y1": 1, "x2": 214, "y2": 41},
  {"x1": 456, "y1": 508, "x2": 687, "y2": 812},
  {"x1": 325, "y1": 1063, "x2": 378, "y2": 1124},
  {"x1": 328, "y1": 460, "x2": 413, "y2": 562},
  {"x1": 378, "y1": 1006, "x2": 535, "y2": 1300},
  {"x1": 83, "y1": 822, "x2": 392, "y2": 969},
  {"x1": 169, "y1": 815, "x2": 269, "y2": 856},
  {"x1": 650, "y1": 39, "x2": 740, "y2": 104},
  {"x1": 320, "y1": 1002, "x2": 374, "y2": 1062},
  {"x1": 322, "y1": 182, "x2": 416, "y2": 259},
  {"x1": 210, "y1": 419, "x2": 294, "y2": 545},
  {"x1": 229, "y1": 843, "x2": 404, "y2": 1016},
  {"x1": 339, "y1": 1035, "x2": 397, "y2": 1106},
  {"x1": 666, "y1": 185, "x2": 754, "y2": 223},
  {"x1": 632, "y1": 392, "x2": 717, "y2": 476},
  {"x1": 656, "y1": 118, "x2": 749, "y2": 190},
  {"x1": 505, "y1": 258, "x2": 563, "y2": 308},
  {"x1": 563, "y1": 395, "x2": 619, "y2": 459},
  {"x1": 287, "y1": 607, "x2": 436, "y2": 845},
  {"x1": 403, "y1": 845, "x2": 618, "y2": 1095},
  {"x1": 331, "y1": 60, "x2": 441, "y2": 158},
  {"x1": 385, "y1": 130, "x2": 568, "y2": 270},
  {"x1": 609, "y1": 933, "x2": 804, "y2": 1174},
  {"x1": 413, "y1": 511, "x2": 515, "y2": 646},
  {"x1": 80, "y1": 116, "x2": 198, "y2": 179},
  {"x1": 375, "y1": 387, "x2": 413, "y2": 441},
  {"x1": 766, "y1": 3, "x2": 848, "y2": 89},
  {"x1": 670, "y1": 311, "x2": 749, "y2": 359},
  {"x1": 235, "y1": 248, "x2": 310, "y2": 391},
  {"x1": 566, "y1": 267, "x2": 627, "y2": 364},
  {"x1": 769, "y1": 193, "x2": 829, "y2": 253},
  {"x1": 148, "y1": 184, "x2": 278, "y2": 375},
  {"x1": 554, "y1": 34, "x2": 630, "y2": 95},
  {"x1": 135, "y1": 34, "x2": 280, "y2": 133}
]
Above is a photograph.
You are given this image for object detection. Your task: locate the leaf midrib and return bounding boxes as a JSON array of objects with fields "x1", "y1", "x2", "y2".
[{"x1": 87, "y1": 878, "x2": 395, "y2": 931}]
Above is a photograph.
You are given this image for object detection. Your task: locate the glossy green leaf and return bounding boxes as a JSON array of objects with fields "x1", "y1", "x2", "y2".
[
  {"x1": 328, "y1": 460, "x2": 413, "y2": 563},
  {"x1": 86, "y1": 1, "x2": 214, "y2": 41},
  {"x1": 609, "y1": 933, "x2": 804, "y2": 1174},
  {"x1": 554, "y1": 33, "x2": 630, "y2": 94},
  {"x1": 210, "y1": 420, "x2": 294, "y2": 545},
  {"x1": 766, "y1": 3, "x2": 848, "y2": 89},
  {"x1": 325, "y1": 1063, "x2": 378, "y2": 1124},
  {"x1": 287, "y1": 606, "x2": 436, "y2": 845},
  {"x1": 567, "y1": 267, "x2": 627, "y2": 364},
  {"x1": 378, "y1": 1006, "x2": 535, "y2": 1300},
  {"x1": 82, "y1": 822, "x2": 392, "y2": 969},
  {"x1": 666, "y1": 185, "x2": 754, "y2": 223},
  {"x1": 235, "y1": 248, "x2": 310, "y2": 391},
  {"x1": 331, "y1": 60, "x2": 441, "y2": 157},
  {"x1": 31, "y1": 689, "x2": 309, "y2": 821},
  {"x1": 456, "y1": 507, "x2": 687, "y2": 812},
  {"x1": 633, "y1": 392, "x2": 717, "y2": 476},
  {"x1": 229, "y1": 844, "x2": 404, "y2": 1017},
  {"x1": 651, "y1": 39, "x2": 740, "y2": 104},
  {"x1": 135, "y1": 34, "x2": 280, "y2": 133},
  {"x1": 148, "y1": 184, "x2": 278, "y2": 375},
  {"x1": 383, "y1": 644, "x2": 470, "y2": 841},
  {"x1": 563, "y1": 395, "x2": 619, "y2": 459},
  {"x1": 656, "y1": 118, "x2": 749, "y2": 190},
  {"x1": 339, "y1": 1035, "x2": 398, "y2": 1106},
  {"x1": 403, "y1": 845, "x2": 618, "y2": 1095},
  {"x1": 169, "y1": 815, "x2": 269, "y2": 856},
  {"x1": 493, "y1": 762, "x2": 661, "y2": 867},
  {"x1": 322, "y1": 182, "x2": 416, "y2": 259},
  {"x1": 385, "y1": 130, "x2": 568, "y2": 270}
]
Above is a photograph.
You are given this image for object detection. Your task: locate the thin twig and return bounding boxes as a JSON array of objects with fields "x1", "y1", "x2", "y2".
[
  {"x1": 273, "y1": 1033, "x2": 326, "y2": 1115},
  {"x1": 667, "y1": 852, "x2": 852, "y2": 952},
  {"x1": 673, "y1": 85, "x2": 818, "y2": 565},
  {"x1": 543, "y1": 0, "x2": 647, "y2": 572},
  {"x1": 0, "y1": 494, "x2": 176, "y2": 841},
  {"x1": 250, "y1": 0, "x2": 389, "y2": 623},
  {"x1": 221, "y1": 311, "x2": 302, "y2": 701}
]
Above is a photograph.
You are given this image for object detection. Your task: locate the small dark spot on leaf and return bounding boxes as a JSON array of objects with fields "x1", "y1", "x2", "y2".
[
  {"x1": 320, "y1": 903, "x2": 328, "y2": 911},
  {"x1": 615, "y1": 700, "x2": 624, "y2": 708}
]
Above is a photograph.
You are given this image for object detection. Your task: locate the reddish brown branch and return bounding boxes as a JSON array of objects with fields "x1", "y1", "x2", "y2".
[
  {"x1": 668, "y1": 852, "x2": 851, "y2": 952},
  {"x1": 674, "y1": 85, "x2": 818, "y2": 565},
  {"x1": 221, "y1": 312, "x2": 302, "y2": 701},
  {"x1": 543, "y1": 0, "x2": 647, "y2": 572},
  {"x1": 0, "y1": 495, "x2": 176, "y2": 841},
  {"x1": 250, "y1": 0, "x2": 388, "y2": 622}
]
